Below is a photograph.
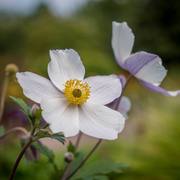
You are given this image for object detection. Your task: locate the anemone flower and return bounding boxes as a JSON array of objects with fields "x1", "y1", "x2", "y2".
[
  {"x1": 17, "y1": 49, "x2": 125, "y2": 140},
  {"x1": 112, "y1": 21, "x2": 180, "y2": 96}
]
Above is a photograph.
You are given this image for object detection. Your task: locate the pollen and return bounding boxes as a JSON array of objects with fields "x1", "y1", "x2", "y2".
[{"x1": 64, "y1": 79, "x2": 90, "y2": 105}]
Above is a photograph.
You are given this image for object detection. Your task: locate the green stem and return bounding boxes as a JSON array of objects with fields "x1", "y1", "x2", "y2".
[
  {"x1": 67, "y1": 139, "x2": 102, "y2": 179},
  {"x1": 61, "y1": 132, "x2": 83, "y2": 180},
  {"x1": 74, "y1": 132, "x2": 82, "y2": 149},
  {"x1": 9, "y1": 138, "x2": 33, "y2": 180}
]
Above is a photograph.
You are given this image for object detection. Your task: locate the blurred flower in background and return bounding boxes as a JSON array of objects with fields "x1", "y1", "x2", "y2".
[{"x1": 111, "y1": 21, "x2": 180, "y2": 96}]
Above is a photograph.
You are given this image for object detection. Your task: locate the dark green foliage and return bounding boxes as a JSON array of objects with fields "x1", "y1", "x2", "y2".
[
  {"x1": 50, "y1": 133, "x2": 65, "y2": 144},
  {"x1": 33, "y1": 141, "x2": 55, "y2": 163},
  {"x1": 0, "y1": 126, "x2": 5, "y2": 136},
  {"x1": 67, "y1": 141, "x2": 76, "y2": 154},
  {"x1": 71, "y1": 151, "x2": 85, "y2": 173},
  {"x1": 72, "y1": 160, "x2": 127, "y2": 180}
]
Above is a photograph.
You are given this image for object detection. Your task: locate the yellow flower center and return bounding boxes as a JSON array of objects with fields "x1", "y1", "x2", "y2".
[{"x1": 64, "y1": 79, "x2": 90, "y2": 105}]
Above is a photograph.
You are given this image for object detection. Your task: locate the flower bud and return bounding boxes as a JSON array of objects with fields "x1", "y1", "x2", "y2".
[
  {"x1": 64, "y1": 152, "x2": 74, "y2": 163},
  {"x1": 5, "y1": 64, "x2": 19, "y2": 76},
  {"x1": 30, "y1": 104, "x2": 41, "y2": 118}
]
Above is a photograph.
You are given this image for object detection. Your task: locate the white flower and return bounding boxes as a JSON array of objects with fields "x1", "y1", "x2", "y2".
[{"x1": 16, "y1": 49, "x2": 125, "y2": 140}]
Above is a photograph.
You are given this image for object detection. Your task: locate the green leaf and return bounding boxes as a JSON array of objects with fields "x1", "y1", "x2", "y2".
[
  {"x1": 72, "y1": 160, "x2": 128, "y2": 179},
  {"x1": 34, "y1": 141, "x2": 55, "y2": 162},
  {"x1": 10, "y1": 96, "x2": 30, "y2": 115},
  {"x1": 0, "y1": 126, "x2": 5, "y2": 136},
  {"x1": 33, "y1": 141, "x2": 59, "y2": 172},
  {"x1": 51, "y1": 133, "x2": 65, "y2": 144},
  {"x1": 35, "y1": 129, "x2": 50, "y2": 139},
  {"x1": 67, "y1": 141, "x2": 76, "y2": 154},
  {"x1": 35, "y1": 130, "x2": 65, "y2": 144}
]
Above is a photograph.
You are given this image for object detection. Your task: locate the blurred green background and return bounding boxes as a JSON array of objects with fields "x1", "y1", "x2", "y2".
[{"x1": 0, "y1": 0, "x2": 180, "y2": 179}]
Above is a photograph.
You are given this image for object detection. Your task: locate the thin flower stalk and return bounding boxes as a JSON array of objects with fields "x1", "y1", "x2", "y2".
[
  {"x1": 67, "y1": 139, "x2": 102, "y2": 179},
  {"x1": 8, "y1": 138, "x2": 33, "y2": 180},
  {"x1": 61, "y1": 132, "x2": 83, "y2": 180}
]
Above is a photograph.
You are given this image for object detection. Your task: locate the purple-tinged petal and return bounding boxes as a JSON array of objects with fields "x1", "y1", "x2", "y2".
[
  {"x1": 106, "y1": 75, "x2": 128, "y2": 114},
  {"x1": 118, "y1": 96, "x2": 131, "y2": 116},
  {"x1": 123, "y1": 51, "x2": 158, "y2": 74},
  {"x1": 107, "y1": 96, "x2": 131, "y2": 119},
  {"x1": 141, "y1": 80, "x2": 180, "y2": 96},
  {"x1": 119, "y1": 75, "x2": 127, "y2": 88},
  {"x1": 124, "y1": 52, "x2": 167, "y2": 86}
]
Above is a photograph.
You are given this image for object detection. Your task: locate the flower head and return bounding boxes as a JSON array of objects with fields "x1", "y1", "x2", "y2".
[
  {"x1": 112, "y1": 21, "x2": 180, "y2": 96},
  {"x1": 16, "y1": 49, "x2": 125, "y2": 140},
  {"x1": 64, "y1": 79, "x2": 90, "y2": 105}
]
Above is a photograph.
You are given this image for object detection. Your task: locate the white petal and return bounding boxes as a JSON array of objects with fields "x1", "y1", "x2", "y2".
[
  {"x1": 85, "y1": 75, "x2": 122, "y2": 105},
  {"x1": 135, "y1": 56, "x2": 167, "y2": 86},
  {"x1": 40, "y1": 97, "x2": 68, "y2": 123},
  {"x1": 112, "y1": 21, "x2": 135, "y2": 65},
  {"x1": 48, "y1": 49, "x2": 85, "y2": 91},
  {"x1": 79, "y1": 103, "x2": 125, "y2": 140},
  {"x1": 41, "y1": 98, "x2": 79, "y2": 137},
  {"x1": 16, "y1": 72, "x2": 60, "y2": 103}
]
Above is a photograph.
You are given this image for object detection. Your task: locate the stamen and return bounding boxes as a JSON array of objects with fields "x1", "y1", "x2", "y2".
[
  {"x1": 64, "y1": 79, "x2": 90, "y2": 105},
  {"x1": 72, "y1": 89, "x2": 82, "y2": 98}
]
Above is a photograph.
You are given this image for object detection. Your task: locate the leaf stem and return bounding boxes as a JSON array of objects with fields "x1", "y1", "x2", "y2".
[
  {"x1": 8, "y1": 138, "x2": 33, "y2": 180},
  {"x1": 67, "y1": 139, "x2": 102, "y2": 179}
]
